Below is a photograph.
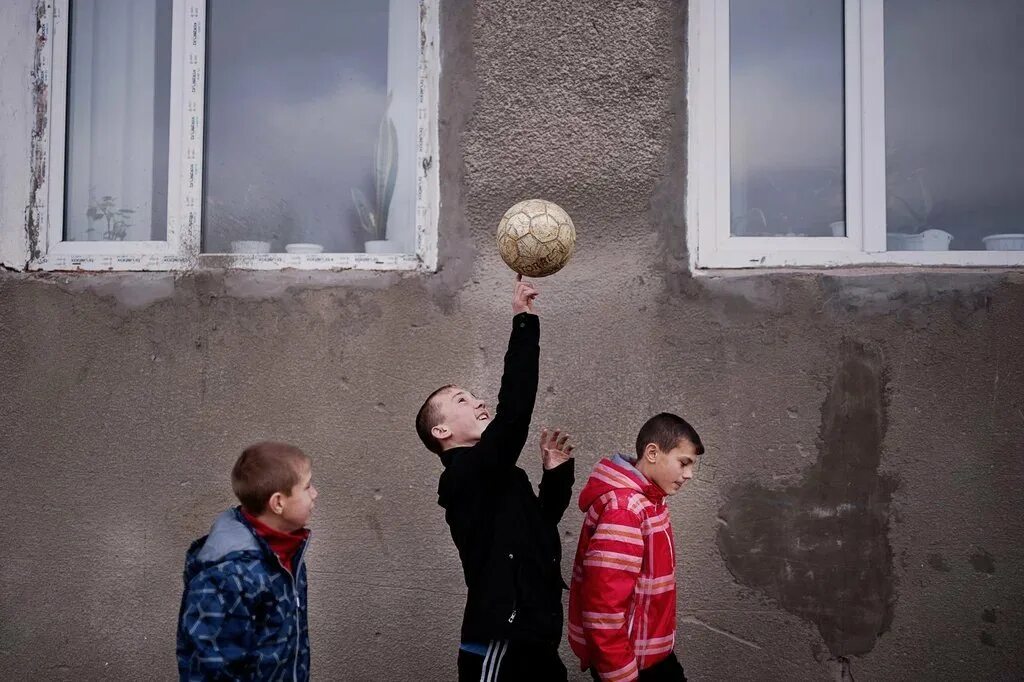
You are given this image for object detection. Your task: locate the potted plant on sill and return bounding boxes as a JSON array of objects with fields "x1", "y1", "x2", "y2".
[
  {"x1": 86, "y1": 194, "x2": 135, "y2": 241},
  {"x1": 885, "y1": 154, "x2": 952, "y2": 251},
  {"x1": 352, "y1": 95, "x2": 398, "y2": 254}
]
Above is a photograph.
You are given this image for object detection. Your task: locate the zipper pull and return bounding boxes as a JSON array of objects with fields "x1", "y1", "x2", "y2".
[{"x1": 508, "y1": 609, "x2": 517, "y2": 624}]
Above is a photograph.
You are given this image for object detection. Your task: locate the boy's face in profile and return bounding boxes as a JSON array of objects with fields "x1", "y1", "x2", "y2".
[
  {"x1": 433, "y1": 386, "x2": 491, "y2": 448},
  {"x1": 280, "y1": 464, "x2": 317, "y2": 531},
  {"x1": 643, "y1": 439, "x2": 700, "y2": 496}
]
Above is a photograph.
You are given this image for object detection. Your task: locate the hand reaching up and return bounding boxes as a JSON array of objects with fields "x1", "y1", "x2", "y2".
[
  {"x1": 540, "y1": 428, "x2": 573, "y2": 470},
  {"x1": 512, "y1": 274, "x2": 538, "y2": 315}
]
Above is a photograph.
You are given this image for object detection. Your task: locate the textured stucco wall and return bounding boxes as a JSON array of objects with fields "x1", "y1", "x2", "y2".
[{"x1": 2, "y1": 1, "x2": 1024, "y2": 680}]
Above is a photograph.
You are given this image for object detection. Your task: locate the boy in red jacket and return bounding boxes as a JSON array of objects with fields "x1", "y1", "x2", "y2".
[{"x1": 568, "y1": 413, "x2": 704, "y2": 682}]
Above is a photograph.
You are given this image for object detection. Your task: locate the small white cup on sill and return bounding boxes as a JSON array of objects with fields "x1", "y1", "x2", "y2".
[
  {"x1": 285, "y1": 243, "x2": 324, "y2": 254},
  {"x1": 230, "y1": 240, "x2": 272, "y2": 254}
]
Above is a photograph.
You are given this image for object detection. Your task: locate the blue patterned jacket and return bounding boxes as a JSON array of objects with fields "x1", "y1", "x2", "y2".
[{"x1": 176, "y1": 507, "x2": 310, "y2": 681}]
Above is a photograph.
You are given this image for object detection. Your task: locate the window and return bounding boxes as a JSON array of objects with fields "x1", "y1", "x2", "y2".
[
  {"x1": 35, "y1": 0, "x2": 438, "y2": 271},
  {"x1": 688, "y1": 0, "x2": 1024, "y2": 269}
]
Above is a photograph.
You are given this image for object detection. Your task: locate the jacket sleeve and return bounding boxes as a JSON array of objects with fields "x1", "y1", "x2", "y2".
[
  {"x1": 177, "y1": 565, "x2": 257, "y2": 681},
  {"x1": 580, "y1": 507, "x2": 645, "y2": 682},
  {"x1": 466, "y1": 312, "x2": 540, "y2": 479},
  {"x1": 538, "y1": 458, "x2": 575, "y2": 524}
]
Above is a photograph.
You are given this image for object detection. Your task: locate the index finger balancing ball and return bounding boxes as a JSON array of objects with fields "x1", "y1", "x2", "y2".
[{"x1": 496, "y1": 199, "x2": 576, "y2": 277}]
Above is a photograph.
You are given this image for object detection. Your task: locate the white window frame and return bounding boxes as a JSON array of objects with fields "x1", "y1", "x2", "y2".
[
  {"x1": 31, "y1": 0, "x2": 439, "y2": 272},
  {"x1": 687, "y1": 0, "x2": 1024, "y2": 270}
]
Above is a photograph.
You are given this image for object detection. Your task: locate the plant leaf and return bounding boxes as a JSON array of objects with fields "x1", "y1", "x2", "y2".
[
  {"x1": 375, "y1": 116, "x2": 398, "y2": 237},
  {"x1": 351, "y1": 187, "x2": 378, "y2": 237},
  {"x1": 377, "y1": 117, "x2": 398, "y2": 233}
]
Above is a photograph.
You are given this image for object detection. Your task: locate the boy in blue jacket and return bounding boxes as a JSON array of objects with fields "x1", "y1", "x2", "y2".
[{"x1": 176, "y1": 441, "x2": 318, "y2": 681}]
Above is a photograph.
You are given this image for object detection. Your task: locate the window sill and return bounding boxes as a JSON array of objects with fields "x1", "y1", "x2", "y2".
[
  {"x1": 693, "y1": 250, "x2": 1024, "y2": 273},
  {"x1": 28, "y1": 252, "x2": 431, "y2": 273}
]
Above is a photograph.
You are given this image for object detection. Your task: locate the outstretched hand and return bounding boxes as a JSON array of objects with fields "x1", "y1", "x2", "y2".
[
  {"x1": 540, "y1": 428, "x2": 573, "y2": 470},
  {"x1": 512, "y1": 274, "x2": 538, "y2": 315}
]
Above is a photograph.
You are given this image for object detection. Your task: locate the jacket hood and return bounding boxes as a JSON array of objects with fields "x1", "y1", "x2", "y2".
[
  {"x1": 184, "y1": 508, "x2": 260, "y2": 581},
  {"x1": 578, "y1": 453, "x2": 665, "y2": 511}
]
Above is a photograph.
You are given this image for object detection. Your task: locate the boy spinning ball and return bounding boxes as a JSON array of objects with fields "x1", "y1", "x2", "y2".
[{"x1": 416, "y1": 275, "x2": 575, "y2": 680}]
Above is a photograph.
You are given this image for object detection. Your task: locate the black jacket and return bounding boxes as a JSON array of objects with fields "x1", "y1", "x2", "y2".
[{"x1": 437, "y1": 313, "x2": 575, "y2": 646}]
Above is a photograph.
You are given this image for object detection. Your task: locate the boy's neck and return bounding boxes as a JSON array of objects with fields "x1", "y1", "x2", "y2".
[
  {"x1": 630, "y1": 457, "x2": 668, "y2": 497},
  {"x1": 247, "y1": 509, "x2": 301, "y2": 535},
  {"x1": 443, "y1": 437, "x2": 481, "y2": 452}
]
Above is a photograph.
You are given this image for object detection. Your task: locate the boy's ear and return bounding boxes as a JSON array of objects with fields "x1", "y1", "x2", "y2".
[
  {"x1": 267, "y1": 491, "x2": 286, "y2": 515},
  {"x1": 642, "y1": 442, "x2": 660, "y2": 463},
  {"x1": 431, "y1": 423, "x2": 452, "y2": 442}
]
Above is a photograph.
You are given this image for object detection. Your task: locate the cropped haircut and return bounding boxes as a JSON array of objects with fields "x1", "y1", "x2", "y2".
[
  {"x1": 231, "y1": 441, "x2": 311, "y2": 514},
  {"x1": 416, "y1": 384, "x2": 456, "y2": 455},
  {"x1": 635, "y1": 412, "x2": 705, "y2": 458}
]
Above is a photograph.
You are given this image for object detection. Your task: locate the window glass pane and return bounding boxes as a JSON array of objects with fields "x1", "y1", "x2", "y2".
[
  {"x1": 64, "y1": 0, "x2": 172, "y2": 241},
  {"x1": 730, "y1": 0, "x2": 845, "y2": 238},
  {"x1": 885, "y1": 0, "x2": 1024, "y2": 251},
  {"x1": 202, "y1": 0, "x2": 418, "y2": 255}
]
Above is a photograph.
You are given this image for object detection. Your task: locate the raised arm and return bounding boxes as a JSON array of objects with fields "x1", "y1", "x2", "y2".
[{"x1": 471, "y1": 276, "x2": 540, "y2": 476}]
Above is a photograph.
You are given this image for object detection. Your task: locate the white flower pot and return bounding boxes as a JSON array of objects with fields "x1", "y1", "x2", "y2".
[
  {"x1": 364, "y1": 239, "x2": 397, "y2": 254},
  {"x1": 230, "y1": 240, "x2": 271, "y2": 254},
  {"x1": 887, "y1": 230, "x2": 952, "y2": 251},
  {"x1": 285, "y1": 243, "x2": 324, "y2": 254},
  {"x1": 982, "y1": 234, "x2": 1024, "y2": 251}
]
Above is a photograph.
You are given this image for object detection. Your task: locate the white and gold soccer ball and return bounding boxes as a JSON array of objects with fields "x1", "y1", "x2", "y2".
[{"x1": 496, "y1": 199, "x2": 576, "y2": 277}]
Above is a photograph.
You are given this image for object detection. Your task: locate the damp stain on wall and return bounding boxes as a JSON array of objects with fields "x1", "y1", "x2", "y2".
[{"x1": 717, "y1": 340, "x2": 898, "y2": 657}]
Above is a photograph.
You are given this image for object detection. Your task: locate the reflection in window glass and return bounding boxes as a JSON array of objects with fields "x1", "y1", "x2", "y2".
[
  {"x1": 64, "y1": 0, "x2": 173, "y2": 242},
  {"x1": 202, "y1": 0, "x2": 417, "y2": 254},
  {"x1": 730, "y1": 0, "x2": 845, "y2": 238},
  {"x1": 885, "y1": 0, "x2": 1024, "y2": 251}
]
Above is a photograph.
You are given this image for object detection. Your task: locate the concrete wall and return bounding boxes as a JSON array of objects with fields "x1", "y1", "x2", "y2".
[{"x1": 2, "y1": 1, "x2": 1023, "y2": 679}]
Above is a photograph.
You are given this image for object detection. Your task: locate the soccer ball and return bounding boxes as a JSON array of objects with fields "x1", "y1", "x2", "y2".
[{"x1": 496, "y1": 199, "x2": 576, "y2": 277}]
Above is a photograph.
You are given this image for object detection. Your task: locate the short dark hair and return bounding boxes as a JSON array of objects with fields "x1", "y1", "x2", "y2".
[
  {"x1": 231, "y1": 442, "x2": 311, "y2": 514},
  {"x1": 635, "y1": 412, "x2": 704, "y2": 458},
  {"x1": 416, "y1": 384, "x2": 456, "y2": 455}
]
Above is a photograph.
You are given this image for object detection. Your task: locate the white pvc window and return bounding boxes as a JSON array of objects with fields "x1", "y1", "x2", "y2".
[
  {"x1": 688, "y1": 0, "x2": 1024, "y2": 269},
  {"x1": 35, "y1": 0, "x2": 439, "y2": 271}
]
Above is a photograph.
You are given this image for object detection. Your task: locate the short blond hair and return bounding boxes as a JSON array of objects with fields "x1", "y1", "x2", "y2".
[{"x1": 231, "y1": 442, "x2": 311, "y2": 514}]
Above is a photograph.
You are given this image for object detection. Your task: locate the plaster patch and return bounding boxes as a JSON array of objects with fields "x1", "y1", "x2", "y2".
[
  {"x1": 221, "y1": 270, "x2": 403, "y2": 300},
  {"x1": 820, "y1": 272, "x2": 1003, "y2": 317},
  {"x1": 62, "y1": 273, "x2": 177, "y2": 310},
  {"x1": 927, "y1": 553, "x2": 951, "y2": 573},
  {"x1": 969, "y1": 549, "x2": 996, "y2": 575},
  {"x1": 717, "y1": 341, "x2": 897, "y2": 658}
]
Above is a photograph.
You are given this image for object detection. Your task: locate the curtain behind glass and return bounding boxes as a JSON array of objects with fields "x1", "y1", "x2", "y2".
[{"x1": 64, "y1": 0, "x2": 172, "y2": 242}]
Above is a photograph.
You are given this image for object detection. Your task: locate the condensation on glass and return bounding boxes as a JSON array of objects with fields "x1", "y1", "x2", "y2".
[
  {"x1": 885, "y1": 0, "x2": 1024, "y2": 251},
  {"x1": 64, "y1": 0, "x2": 173, "y2": 242},
  {"x1": 729, "y1": 0, "x2": 846, "y2": 238},
  {"x1": 61, "y1": 0, "x2": 420, "y2": 255},
  {"x1": 201, "y1": 0, "x2": 419, "y2": 254}
]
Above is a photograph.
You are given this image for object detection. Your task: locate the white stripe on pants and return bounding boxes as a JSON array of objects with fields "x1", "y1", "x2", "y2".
[{"x1": 480, "y1": 640, "x2": 509, "y2": 682}]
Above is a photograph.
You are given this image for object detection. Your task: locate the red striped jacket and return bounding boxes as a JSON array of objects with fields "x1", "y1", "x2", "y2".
[{"x1": 568, "y1": 455, "x2": 676, "y2": 681}]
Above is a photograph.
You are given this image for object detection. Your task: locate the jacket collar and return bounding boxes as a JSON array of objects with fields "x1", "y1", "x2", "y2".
[
  {"x1": 578, "y1": 453, "x2": 666, "y2": 511},
  {"x1": 193, "y1": 507, "x2": 310, "y2": 575},
  {"x1": 439, "y1": 445, "x2": 470, "y2": 468},
  {"x1": 194, "y1": 508, "x2": 260, "y2": 563}
]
